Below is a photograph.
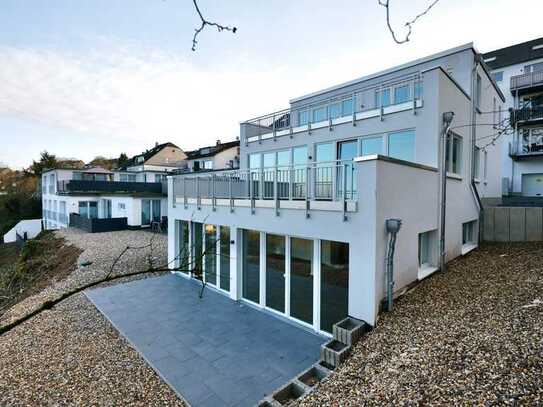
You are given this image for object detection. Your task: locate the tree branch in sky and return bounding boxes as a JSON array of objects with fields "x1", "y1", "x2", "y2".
[
  {"x1": 191, "y1": 0, "x2": 237, "y2": 51},
  {"x1": 378, "y1": 0, "x2": 441, "y2": 44}
]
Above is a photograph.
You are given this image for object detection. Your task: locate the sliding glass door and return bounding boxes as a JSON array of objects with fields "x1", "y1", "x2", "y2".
[
  {"x1": 290, "y1": 237, "x2": 313, "y2": 325},
  {"x1": 266, "y1": 234, "x2": 285, "y2": 313},
  {"x1": 204, "y1": 224, "x2": 217, "y2": 285},
  {"x1": 242, "y1": 229, "x2": 260, "y2": 303},
  {"x1": 178, "y1": 221, "x2": 190, "y2": 274},
  {"x1": 219, "y1": 226, "x2": 230, "y2": 291},
  {"x1": 192, "y1": 222, "x2": 203, "y2": 280},
  {"x1": 320, "y1": 240, "x2": 349, "y2": 333},
  {"x1": 141, "y1": 200, "x2": 151, "y2": 225}
]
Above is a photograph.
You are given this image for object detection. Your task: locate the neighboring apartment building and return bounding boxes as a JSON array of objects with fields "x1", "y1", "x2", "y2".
[
  {"x1": 483, "y1": 37, "x2": 543, "y2": 197},
  {"x1": 184, "y1": 140, "x2": 240, "y2": 172},
  {"x1": 42, "y1": 142, "x2": 186, "y2": 230},
  {"x1": 167, "y1": 43, "x2": 504, "y2": 335}
]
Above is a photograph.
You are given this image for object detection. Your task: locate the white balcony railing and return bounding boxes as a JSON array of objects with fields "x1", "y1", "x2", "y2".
[
  {"x1": 241, "y1": 74, "x2": 423, "y2": 145},
  {"x1": 510, "y1": 71, "x2": 543, "y2": 92},
  {"x1": 173, "y1": 161, "x2": 357, "y2": 219}
]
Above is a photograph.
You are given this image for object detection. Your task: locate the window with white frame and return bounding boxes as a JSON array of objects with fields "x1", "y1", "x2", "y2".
[
  {"x1": 155, "y1": 174, "x2": 166, "y2": 182},
  {"x1": 491, "y1": 71, "x2": 503, "y2": 82},
  {"x1": 298, "y1": 110, "x2": 309, "y2": 126},
  {"x1": 418, "y1": 229, "x2": 437, "y2": 268},
  {"x1": 312, "y1": 106, "x2": 327, "y2": 123},
  {"x1": 202, "y1": 160, "x2": 213, "y2": 170},
  {"x1": 462, "y1": 220, "x2": 477, "y2": 246},
  {"x1": 361, "y1": 136, "x2": 384, "y2": 156},
  {"x1": 445, "y1": 133, "x2": 462, "y2": 175},
  {"x1": 388, "y1": 130, "x2": 415, "y2": 162},
  {"x1": 394, "y1": 84, "x2": 410, "y2": 104},
  {"x1": 375, "y1": 88, "x2": 391, "y2": 108},
  {"x1": 120, "y1": 173, "x2": 137, "y2": 182},
  {"x1": 474, "y1": 146, "x2": 481, "y2": 179}
]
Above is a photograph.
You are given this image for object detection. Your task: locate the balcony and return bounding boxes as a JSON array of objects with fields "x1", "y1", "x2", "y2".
[
  {"x1": 510, "y1": 71, "x2": 543, "y2": 95},
  {"x1": 57, "y1": 180, "x2": 166, "y2": 195},
  {"x1": 172, "y1": 161, "x2": 358, "y2": 219},
  {"x1": 509, "y1": 128, "x2": 543, "y2": 160},
  {"x1": 241, "y1": 75, "x2": 423, "y2": 145},
  {"x1": 510, "y1": 106, "x2": 543, "y2": 127}
]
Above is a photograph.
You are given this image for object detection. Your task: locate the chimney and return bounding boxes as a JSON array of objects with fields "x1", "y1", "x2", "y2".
[{"x1": 216, "y1": 139, "x2": 221, "y2": 146}]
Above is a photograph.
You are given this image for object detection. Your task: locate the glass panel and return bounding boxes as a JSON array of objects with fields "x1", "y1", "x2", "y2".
[
  {"x1": 152, "y1": 200, "x2": 161, "y2": 222},
  {"x1": 79, "y1": 201, "x2": 88, "y2": 218},
  {"x1": 204, "y1": 224, "x2": 217, "y2": 285},
  {"x1": 376, "y1": 88, "x2": 391, "y2": 107},
  {"x1": 329, "y1": 103, "x2": 341, "y2": 119},
  {"x1": 388, "y1": 130, "x2": 415, "y2": 162},
  {"x1": 292, "y1": 146, "x2": 308, "y2": 199},
  {"x1": 361, "y1": 136, "x2": 383, "y2": 156},
  {"x1": 452, "y1": 137, "x2": 461, "y2": 174},
  {"x1": 141, "y1": 200, "x2": 151, "y2": 225},
  {"x1": 315, "y1": 143, "x2": 334, "y2": 199},
  {"x1": 249, "y1": 153, "x2": 261, "y2": 169},
  {"x1": 290, "y1": 237, "x2": 313, "y2": 325},
  {"x1": 342, "y1": 98, "x2": 353, "y2": 116},
  {"x1": 320, "y1": 240, "x2": 349, "y2": 333},
  {"x1": 394, "y1": 85, "x2": 410, "y2": 104},
  {"x1": 277, "y1": 150, "x2": 290, "y2": 168},
  {"x1": 219, "y1": 226, "x2": 230, "y2": 291},
  {"x1": 298, "y1": 110, "x2": 309, "y2": 126},
  {"x1": 178, "y1": 221, "x2": 190, "y2": 274},
  {"x1": 249, "y1": 153, "x2": 261, "y2": 197},
  {"x1": 88, "y1": 201, "x2": 98, "y2": 219},
  {"x1": 419, "y1": 232, "x2": 430, "y2": 266},
  {"x1": 193, "y1": 222, "x2": 203, "y2": 280},
  {"x1": 312, "y1": 106, "x2": 327, "y2": 122},
  {"x1": 522, "y1": 129, "x2": 530, "y2": 153},
  {"x1": 263, "y1": 152, "x2": 276, "y2": 168},
  {"x1": 266, "y1": 234, "x2": 285, "y2": 313},
  {"x1": 338, "y1": 140, "x2": 358, "y2": 199},
  {"x1": 414, "y1": 81, "x2": 423, "y2": 99},
  {"x1": 242, "y1": 229, "x2": 260, "y2": 303},
  {"x1": 277, "y1": 150, "x2": 291, "y2": 198}
]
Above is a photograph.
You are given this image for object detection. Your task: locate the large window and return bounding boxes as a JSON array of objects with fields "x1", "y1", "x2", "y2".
[
  {"x1": 120, "y1": 173, "x2": 137, "y2": 182},
  {"x1": 78, "y1": 201, "x2": 98, "y2": 219},
  {"x1": 292, "y1": 146, "x2": 308, "y2": 198},
  {"x1": 290, "y1": 237, "x2": 313, "y2": 325},
  {"x1": 178, "y1": 221, "x2": 190, "y2": 274},
  {"x1": 142, "y1": 199, "x2": 161, "y2": 225},
  {"x1": 312, "y1": 106, "x2": 327, "y2": 123},
  {"x1": 193, "y1": 222, "x2": 203, "y2": 279},
  {"x1": 394, "y1": 84, "x2": 410, "y2": 104},
  {"x1": 266, "y1": 234, "x2": 286, "y2": 313},
  {"x1": 445, "y1": 133, "x2": 462, "y2": 175},
  {"x1": 242, "y1": 229, "x2": 260, "y2": 303},
  {"x1": 320, "y1": 240, "x2": 349, "y2": 333},
  {"x1": 361, "y1": 136, "x2": 383, "y2": 156},
  {"x1": 219, "y1": 226, "x2": 230, "y2": 291},
  {"x1": 491, "y1": 71, "x2": 503, "y2": 82},
  {"x1": 388, "y1": 130, "x2": 415, "y2": 162},
  {"x1": 204, "y1": 224, "x2": 217, "y2": 285},
  {"x1": 375, "y1": 88, "x2": 391, "y2": 108},
  {"x1": 315, "y1": 143, "x2": 334, "y2": 198},
  {"x1": 298, "y1": 110, "x2": 309, "y2": 126},
  {"x1": 338, "y1": 140, "x2": 358, "y2": 199}
]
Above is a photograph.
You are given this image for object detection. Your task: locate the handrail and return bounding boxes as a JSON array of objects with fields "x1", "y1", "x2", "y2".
[{"x1": 510, "y1": 70, "x2": 543, "y2": 90}]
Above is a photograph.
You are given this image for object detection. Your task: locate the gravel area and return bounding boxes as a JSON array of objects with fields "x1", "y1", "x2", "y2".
[
  {"x1": 0, "y1": 228, "x2": 184, "y2": 406},
  {"x1": 299, "y1": 242, "x2": 543, "y2": 406}
]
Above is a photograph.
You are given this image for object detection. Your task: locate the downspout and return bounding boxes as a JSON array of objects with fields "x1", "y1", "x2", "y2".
[
  {"x1": 385, "y1": 218, "x2": 402, "y2": 312},
  {"x1": 470, "y1": 56, "x2": 483, "y2": 242},
  {"x1": 439, "y1": 112, "x2": 455, "y2": 273}
]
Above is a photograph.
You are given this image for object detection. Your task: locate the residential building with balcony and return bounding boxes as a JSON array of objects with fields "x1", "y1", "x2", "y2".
[
  {"x1": 483, "y1": 37, "x2": 543, "y2": 197},
  {"x1": 183, "y1": 139, "x2": 240, "y2": 172},
  {"x1": 167, "y1": 43, "x2": 504, "y2": 335},
  {"x1": 42, "y1": 142, "x2": 187, "y2": 231}
]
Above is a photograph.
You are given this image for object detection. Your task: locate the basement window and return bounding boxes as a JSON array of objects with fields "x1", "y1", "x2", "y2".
[
  {"x1": 418, "y1": 229, "x2": 438, "y2": 280},
  {"x1": 462, "y1": 220, "x2": 478, "y2": 254}
]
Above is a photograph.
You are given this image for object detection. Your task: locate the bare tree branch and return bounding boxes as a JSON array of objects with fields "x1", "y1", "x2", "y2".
[
  {"x1": 191, "y1": 0, "x2": 237, "y2": 51},
  {"x1": 378, "y1": 0, "x2": 441, "y2": 44}
]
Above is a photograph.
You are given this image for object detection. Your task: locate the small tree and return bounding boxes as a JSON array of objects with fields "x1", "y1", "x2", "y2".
[
  {"x1": 117, "y1": 153, "x2": 130, "y2": 168},
  {"x1": 27, "y1": 151, "x2": 58, "y2": 177}
]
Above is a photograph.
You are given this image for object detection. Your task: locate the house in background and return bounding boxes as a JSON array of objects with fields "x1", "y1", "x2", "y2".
[
  {"x1": 168, "y1": 43, "x2": 504, "y2": 335},
  {"x1": 184, "y1": 139, "x2": 240, "y2": 172},
  {"x1": 42, "y1": 142, "x2": 187, "y2": 231},
  {"x1": 483, "y1": 37, "x2": 543, "y2": 198}
]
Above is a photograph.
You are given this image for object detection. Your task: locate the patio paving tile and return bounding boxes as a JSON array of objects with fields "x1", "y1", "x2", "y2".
[{"x1": 86, "y1": 274, "x2": 326, "y2": 407}]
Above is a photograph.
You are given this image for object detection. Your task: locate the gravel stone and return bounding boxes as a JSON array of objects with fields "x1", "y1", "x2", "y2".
[
  {"x1": 0, "y1": 229, "x2": 184, "y2": 406},
  {"x1": 299, "y1": 242, "x2": 543, "y2": 406}
]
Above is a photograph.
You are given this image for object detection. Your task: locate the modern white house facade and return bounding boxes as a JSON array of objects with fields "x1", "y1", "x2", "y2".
[
  {"x1": 483, "y1": 37, "x2": 543, "y2": 198},
  {"x1": 42, "y1": 142, "x2": 187, "y2": 231},
  {"x1": 167, "y1": 43, "x2": 504, "y2": 335}
]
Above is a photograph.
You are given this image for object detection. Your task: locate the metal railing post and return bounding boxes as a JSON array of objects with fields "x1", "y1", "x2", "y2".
[
  {"x1": 343, "y1": 164, "x2": 348, "y2": 222},
  {"x1": 274, "y1": 168, "x2": 279, "y2": 216},
  {"x1": 183, "y1": 177, "x2": 188, "y2": 208},
  {"x1": 380, "y1": 85, "x2": 384, "y2": 121},
  {"x1": 273, "y1": 114, "x2": 276, "y2": 141},
  {"x1": 305, "y1": 166, "x2": 310, "y2": 219},
  {"x1": 229, "y1": 174, "x2": 234, "y2": 212},
  {"x1": 352, "y1": 91, "x2": 357, "y2": 126},
  {"x1": 196, "y1": 176, "x2": 201, "y2": 210},
  {"x1": 412, "y1": 77, "x2": 417, "y2": 114},
  {"x1": 212, "y1": 174, "x2": 216, "y2": 211},
  {"x1": 250, "y1": 172, "x2": 255, "y2": 214}
]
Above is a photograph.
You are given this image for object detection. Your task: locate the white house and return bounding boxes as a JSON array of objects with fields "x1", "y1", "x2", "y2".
[
  {"x1": 42, "y1": 142, "x2": 186, "y2": 231},
  {"x1": 166, "y1": 43, "x2": 504, "y2": 335},
  {"x1": 483, "y1": 37, "x2": 543, "y2": 198},
  {"x1": 184, "y1": 140, "x2": 240, "y2": 172}
]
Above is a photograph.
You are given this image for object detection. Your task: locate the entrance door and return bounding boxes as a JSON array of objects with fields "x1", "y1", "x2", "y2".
[{"x1": 522, "y1": 173, "x2": 543, "y2": 197}]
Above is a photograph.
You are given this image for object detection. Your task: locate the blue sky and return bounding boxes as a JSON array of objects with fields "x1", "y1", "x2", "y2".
[{"x1": 1, "y1": 0, "x2": 542, "y2": 168}]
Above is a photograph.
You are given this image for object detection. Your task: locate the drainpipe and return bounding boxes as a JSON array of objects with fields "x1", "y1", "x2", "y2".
[
  {"x1": 385, "y1": 218, "x2": 402, "y2": 312},
  {"x1": 440, "y1": 112, "x2": 455, "y2": 274}
]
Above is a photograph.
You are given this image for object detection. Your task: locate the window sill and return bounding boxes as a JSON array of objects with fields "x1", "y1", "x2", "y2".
[
  {"x1": 461, "y1": 243, "x2": 477, "y2": 255},
  {"x1": 418, "y1": 264, "x2": 439, "y2": 280},
  {"x1": 446, "y1": 172, "x2": 463, "y2": 181}
]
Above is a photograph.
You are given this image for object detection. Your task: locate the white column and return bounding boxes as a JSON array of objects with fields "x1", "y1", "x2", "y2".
[
  {"x1": 313, "y1": 239, "x2": 321, "y2": 332},
  {"x1": 216, "y1": 226, "x2": 221, "y2": 289},
  {"x1": 285, "y1": 236, "x2": 291, "y2": 316},
  {"x1": 229, "y1": 227, "x2": 241, "y2": 300},
  {"x1": 259, "y1": 231, "x2": 266, "y2": 307}
]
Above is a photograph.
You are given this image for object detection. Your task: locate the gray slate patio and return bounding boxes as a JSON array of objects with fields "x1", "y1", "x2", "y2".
[{"x1": 86, "y1": 274, "x2": 326, "y2": 407}]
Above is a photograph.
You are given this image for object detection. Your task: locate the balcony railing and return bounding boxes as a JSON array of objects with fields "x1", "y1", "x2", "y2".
[
  {"x1": 510, "y1": 71, "x2": 543, "y2": 92},
  {"x1": 172, "y1": 161, "x2": 357, "y2": 219},
  {"x1": 510, "y1": 106, "x2": 543, "y2": 126},
  {"x1": 241, "y1": 74, "x2": 423, "y2": 145},
  {"x1": 57, "y1": 180, "x2": 165, "y2": 195}
]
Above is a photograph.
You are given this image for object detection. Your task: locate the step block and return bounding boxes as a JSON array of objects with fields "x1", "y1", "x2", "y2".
[{"x1": 333, "y1": 316, "x2": 367, "y2": 346}]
